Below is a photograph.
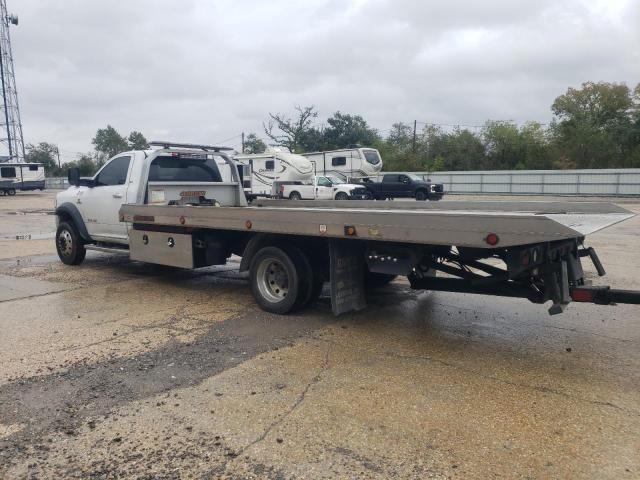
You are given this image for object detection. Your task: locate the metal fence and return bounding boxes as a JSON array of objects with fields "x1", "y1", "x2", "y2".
[
  {"x1": 46, "y1": 168, "x2": 640, "y2": 196},
  {"x1": 45, "y1": 177, "x2": 69, "y2": 189},
  {"x1": 388, "y1": 168, "x2": 640, "y2": 196}
]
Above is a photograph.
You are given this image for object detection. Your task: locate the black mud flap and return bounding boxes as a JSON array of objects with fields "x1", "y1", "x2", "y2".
[{"x1": 329, "y1": 239, "x2": 367, "y2": 316}]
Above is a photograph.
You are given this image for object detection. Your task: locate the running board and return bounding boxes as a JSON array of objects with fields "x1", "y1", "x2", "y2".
[{"x1": 85, "y1": 245, "x2": 129, "y2": 254}]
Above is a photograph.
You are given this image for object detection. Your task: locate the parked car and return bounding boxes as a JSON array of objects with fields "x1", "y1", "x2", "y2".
[
  {"x1": 361, "y1": 174, "x2": 444, "y2": 200},
  {"x1": 280, "y1": 175, "x2": 371, "y2": 200}
]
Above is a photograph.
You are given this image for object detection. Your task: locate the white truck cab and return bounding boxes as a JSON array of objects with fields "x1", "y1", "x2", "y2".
[
  {"x1": 54, "y1": 142, "x2": 245, "y2": 262},
  {"x1": 56, "y1": 152, "x2": 142, "y2": 244},
  {"x1": 280, "y1": 175, "x2": 371, "y2": 200}
]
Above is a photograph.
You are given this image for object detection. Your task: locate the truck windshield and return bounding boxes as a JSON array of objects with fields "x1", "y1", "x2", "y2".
[
  {"x1": 327, "y1": 175, "x2": 346, "y2": 184},
  {"x1": 363, "y1": 149, "x2": 381, "y2": 165},
  {"x1": 149, "y1": 155, "x2": 223, "y2": 182}
]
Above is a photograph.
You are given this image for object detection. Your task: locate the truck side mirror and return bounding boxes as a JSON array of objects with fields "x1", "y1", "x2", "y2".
[{"x1": 68, "y1": 168, "x2": 80, "y2": 187}]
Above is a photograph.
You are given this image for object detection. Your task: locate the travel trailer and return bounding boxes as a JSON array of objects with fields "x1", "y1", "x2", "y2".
[
  {"x1": 232, "y1": 149, "x2": 314, "y2": 198},
  {"x1": 302, "y1": 147, "x2": 383, "y2": 179},
  {"x1": 0, "y1": 162, "x2": 46, "y2": 195}
]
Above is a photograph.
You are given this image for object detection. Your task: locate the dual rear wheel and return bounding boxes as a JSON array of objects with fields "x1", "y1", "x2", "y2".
[{"x1": 250, "y1": 246, "x2": 324, "y2": 314}]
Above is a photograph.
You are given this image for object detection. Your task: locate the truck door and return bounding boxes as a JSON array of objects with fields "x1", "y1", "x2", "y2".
[
  {"x1": 382, "y1": 174, "x2": 402, "y2": 197},
  {"x1": 77, "y1": 155, "x2": 132, "y2": 243},
  {"x1": 315, "y1": 176, "x2": 334, "y2": 199},
  {"x1": 397, "y1": 174, "x2": 412, "y2": 197}
]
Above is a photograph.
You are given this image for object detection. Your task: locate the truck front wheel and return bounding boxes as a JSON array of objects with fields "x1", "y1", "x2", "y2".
[
  {"x1": 56, "y1": 221, "x2": 87, "y2": 265},
  {"x1": 335, "y1": 191, "x2": 349, "y2": 200},
  {"x1": 415, "y1": 190, "x2": 427, "y2": 201},
  {"x1": 250, "y1": 247, "x2": 301, "y2": 314}
]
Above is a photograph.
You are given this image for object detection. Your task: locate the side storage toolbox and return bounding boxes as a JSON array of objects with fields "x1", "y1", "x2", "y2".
[{"x1": 129, "y1": 230, "x2": 194, "y2": 268}]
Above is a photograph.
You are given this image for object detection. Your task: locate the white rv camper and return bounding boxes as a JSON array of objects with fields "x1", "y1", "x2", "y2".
[
  {"x1": 0, "y1": 163, "x2": 46, "y2": 195},
  {"x1": 301, "y1": 147, "x2": 382, "y2": 179},
  {"x1": 232, "y1": 149, "x2": 314, "y2": 198}
]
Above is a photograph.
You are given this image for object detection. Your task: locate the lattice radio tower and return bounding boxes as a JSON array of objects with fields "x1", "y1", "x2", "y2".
[{"x1": 0, "y1": 0, "x2": 23, "y2": 163}]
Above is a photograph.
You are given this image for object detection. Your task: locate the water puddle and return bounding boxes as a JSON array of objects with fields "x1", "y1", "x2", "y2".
[
  {"x1": 0, "y1": 232, "x2": 55, "y2": 241},
  {"x1": 5, "y1": 209, "x2": 54, "y2": 216}
]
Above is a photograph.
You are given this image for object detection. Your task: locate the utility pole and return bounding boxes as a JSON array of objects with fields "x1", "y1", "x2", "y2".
[
  {"x1": 412, "y1": 120, "x2": 417, "y2": 153},
  {"x1": 241, "y1": 132, "x2": 245, "y2": 153},
  {"x1": 56, "y1": 146, "x2": 60, "y2": 169},
  {"x1": 0, "y1": 1, "x2": 24, "y2": 163}
]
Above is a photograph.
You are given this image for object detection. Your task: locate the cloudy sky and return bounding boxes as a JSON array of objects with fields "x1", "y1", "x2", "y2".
[{"x1": 8, "y1": 0, "x2": 640, "y2": 161}]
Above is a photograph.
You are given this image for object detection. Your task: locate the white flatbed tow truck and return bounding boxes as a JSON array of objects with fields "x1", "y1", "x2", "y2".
[{"x1": 55, "y1": 142, "x2": 640, "y2": 316}]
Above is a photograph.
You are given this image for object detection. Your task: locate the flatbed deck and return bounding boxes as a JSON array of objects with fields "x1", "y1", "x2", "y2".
[{"x1": 120, "y1": 200, "x2": 634, "y2": 249}]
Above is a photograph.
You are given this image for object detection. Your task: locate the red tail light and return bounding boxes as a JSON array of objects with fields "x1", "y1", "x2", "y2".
[
  {"x1": 485, "y1": 233, "x2": 499, "y2": 246},
  {"x1": 570, "y1": 288, "x2": 594, "y2": 302}
]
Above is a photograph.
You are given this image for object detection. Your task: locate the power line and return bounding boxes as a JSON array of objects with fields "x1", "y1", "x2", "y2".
[
  {"x1": 212, "y1": 133, "x2": 243, "y2": 145},
  {"x1": 416, "y1": 120, "x2": 549, "y2": 129}
]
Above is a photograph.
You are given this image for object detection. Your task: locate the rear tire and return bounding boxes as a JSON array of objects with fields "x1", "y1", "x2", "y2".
[
  {"x1": 56, "y1": 221, "x2": 87, "y2": 265},
  {"x1": 7, "y1": 188, "x2": 16, "y2": 196},
  {"x1": 289, "y1": 191, "x2": 302, "y2": 201},
  {"x1": 335, "y1": 191, "x2": 349, "y2": 200},
  {"x1": 415, "y1": 190, "x2": 427, "y2": 201},
  {"x1": 250, "y1": 247, "x2": 300, "y2": 314},
  {"x1": 289, "y1": 247, "x2": 324, "y2": 309}
]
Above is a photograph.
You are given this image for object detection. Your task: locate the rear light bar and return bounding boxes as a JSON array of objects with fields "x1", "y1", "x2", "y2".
[{"x1": 570, "y1": 286, "x2": 640, "y2": 305}]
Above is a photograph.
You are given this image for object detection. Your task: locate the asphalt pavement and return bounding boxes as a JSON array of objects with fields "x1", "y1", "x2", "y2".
[{"x1": 1, "y1": 191, "x2": 639, "y2": 479}]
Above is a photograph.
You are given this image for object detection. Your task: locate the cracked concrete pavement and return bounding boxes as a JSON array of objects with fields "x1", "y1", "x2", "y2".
[{"x1": 0, "y1": 191, "x2": 639, "y2": 479}]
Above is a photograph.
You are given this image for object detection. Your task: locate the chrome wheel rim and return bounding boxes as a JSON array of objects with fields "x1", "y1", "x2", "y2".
[
  {"x1": 256, "y1": 258, "x2": 289, "y2": 303},
  {"x1": 58, "y1": 229, "x2": 73, "y2": 257}
]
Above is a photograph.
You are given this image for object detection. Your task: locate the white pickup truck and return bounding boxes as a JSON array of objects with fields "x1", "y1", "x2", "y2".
[
  {"x1": 54, "y1": 141, "x2": 640, "y2": 317},
  {"x1": 279, "y1": 175, "x2": 371, "y2": 200},
  {"x1": 54, "y1": 142, "x2": 246, "y2": 260}
]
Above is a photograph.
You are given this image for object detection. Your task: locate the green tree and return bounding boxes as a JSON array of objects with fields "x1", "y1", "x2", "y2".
[
  {"x1": 92, "y1": 125, "x2": 129, "y2": 160},
  {"x1": 242, "y1": 133, "x2": 266, "y2": 154},
  {"x1": 424, "y1": 127, "x2": 487, "y2": 171},
  {"x1": 77, "y1": 154, "x2": 100, "y2": 176},
  {"x1": 63, "y1": 154, "x2": 101, "y2": 177},
  {"x1": 518, "y1": 122, "x2": 553, "y2": 169},
  {"x1": 379, "y1": 122, "x2": 418, "y2": 170},
  {"x1": 322, "y1": 112, "x2": 379, "y2": 150},
  {"x1": 550, "y1": 81, "x2": 636, "y2": 168},
  {"x1": 127, "y1": 131, "x2": 148, "y2": 150},
  {"x1": 25, "y1": 142, "x2": 62, "y2": 176},
  {"x1": 263, "y1": 105, "x2": 318, "y2": 153}
]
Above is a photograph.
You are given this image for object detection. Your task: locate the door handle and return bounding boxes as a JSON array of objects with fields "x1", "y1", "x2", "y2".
[{"x1": 113, "y1": 193, "x2": 123, "y2": 199}]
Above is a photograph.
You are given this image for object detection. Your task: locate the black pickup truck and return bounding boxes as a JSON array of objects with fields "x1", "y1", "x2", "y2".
[{"x1": 361, "y1": 174, "x2": 444, "y2": 201}]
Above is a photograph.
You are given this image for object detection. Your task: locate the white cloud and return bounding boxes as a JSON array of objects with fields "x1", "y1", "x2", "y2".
[{"x1": 6, "y1": 0, "x2": 640, "y2": 160}]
